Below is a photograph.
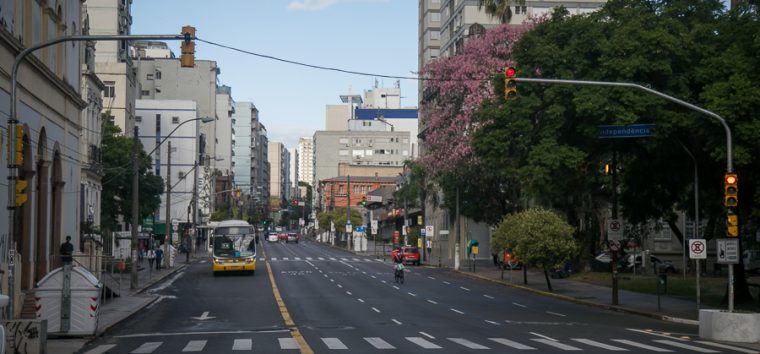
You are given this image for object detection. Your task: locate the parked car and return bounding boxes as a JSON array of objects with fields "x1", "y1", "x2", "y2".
[
  {"x1": 278, "y1": 233, "x2": 288, "y2": 241},
  {"x1": 591, "y1": 252, "x2": 627, "y2": 272},
  {"x1": 286, "y1": 232, "x2": 300, "y2": 244},
  {"x1": 744, "y1": 250, "x2": 760, "y2": 274},
  {"x1": 401, "y1": 246, "x2": 421, "y2": 265},
  {"x1": 625, "y1": 254, "x2": 679, "y2": 274},
  {"x1": 267, "y1": 233, "x2": 279, "y2": 243}
]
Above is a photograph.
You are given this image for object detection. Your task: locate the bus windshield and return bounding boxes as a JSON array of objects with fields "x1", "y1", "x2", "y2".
[{"x1": 213, "y1": 226, "x2": 255, "y2": 258}]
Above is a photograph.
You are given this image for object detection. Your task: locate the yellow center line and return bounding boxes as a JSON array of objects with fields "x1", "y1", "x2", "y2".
[{"x1": 263, "y1": 246, "x2": 314, "y2": 354}]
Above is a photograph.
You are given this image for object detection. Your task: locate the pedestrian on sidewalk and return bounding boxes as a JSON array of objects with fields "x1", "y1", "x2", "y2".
[
  {"x1": 147, "y1": 248, "x2": 156, "y2": 269},
  {"x1": 60, "y1": 235, "x2": 74, "y2": 265},
  {"x1": 155, "y1": 246, "x2": 164, "y2": 270}
]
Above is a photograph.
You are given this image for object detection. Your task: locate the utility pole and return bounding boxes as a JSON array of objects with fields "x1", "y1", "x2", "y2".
[
  {"x1": 165, "y1": 141, "x2": 172, "y2": 270},
  {"x1": 190, "y1": 158, "x2": 197, "y2": 263},
  {"x1": 130, "y1": 127, "x2": 139, "y2": 289},
  {"x1": 347, "y1": 175, "x2": 351, "y2": 250},
  {"x1": 611, "y1": 149, "x2": 619, "y2": 306}
]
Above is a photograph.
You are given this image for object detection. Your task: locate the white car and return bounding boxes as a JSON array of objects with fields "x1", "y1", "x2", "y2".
[{"x1": 267, "y1": 233, "x2": 279, "y2": 243}]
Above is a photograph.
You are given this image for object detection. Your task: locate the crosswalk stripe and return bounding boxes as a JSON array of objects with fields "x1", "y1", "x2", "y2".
[
  {"x1": 232, "y1": 339, "x2": 252, "y2": 351},
  {"x1": 448, "y1": 338, "x2": 490, "y2": 349},
  {"x1": 531, "y1": 339, "x2": 582, "y2": 351},
  {"x1": 341, "y1": 258, "x2": 348, "y2": 261},
  {"x1": 407, "y1": 337, "x2": 442, "y2": 349},
  {"x1": 271, "y1": 257, "x2": 277, "y2": 261},
  {"x1": 330, "y1": 257, "x2": 336, "y2": 261},
  {"x1": 319, "y1": 257, "x2": 325, "y2": 260},
  {"x1": 283, "y1": 257, "x2": 289, "y2": 261},
  {"x1": 306, "y1": 257, "x2": 313, "y2": 260},
  {"x1": 182, "y1": 340, "x2": 207, "y2": 352},
  {"x1": 260, "y1": 257, "x2": 266, "y2": 261},
  {"x1": 653, "y1": 340, "x2": 719, "y2": 353},
  {"x1": 572, "y1": 338, "x2": 628, "y2": 351},
  {"x1": 131, "y1": 342, "x2": 163, "y2": 353},
  {"x1": 295, "y1": 257, "x2": 301, "y2": 260},
  {"x1": 696, "y1": 340, "x2": 760, "y2": 353},
  {"x1": 352, "y1": 258, "x2": 360, "y2": 261},
  {"x1": 322, "y1": 338, "x2": 348, "y2": 350},
  {"x1": 83, "y1": 344, "x2": 117, "y2": 354},
  {"x1": 489, "y1": 338, "x2": 536, "y2": 350},
  {"x1": 279, "y1": 338, "x2": 299, "y2": 349},
  {"x1": 611, "y1": 339, "x2": 672, "y2": 352},
  {"x1": 365, "y1": 337, "x2": 396, "y2": 349}
]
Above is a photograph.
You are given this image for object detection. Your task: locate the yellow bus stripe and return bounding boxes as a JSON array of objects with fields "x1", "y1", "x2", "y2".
[{"x1": 264, "y1": 250, "x2": 314, "y2": 354}]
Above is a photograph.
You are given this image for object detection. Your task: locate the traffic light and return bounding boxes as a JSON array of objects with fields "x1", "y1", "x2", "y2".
[
  {"x1": 504, "y1": 66, "x2": 517, "y2": 101},
  {"x1": 361, "y1": 196, "x2": 367, "y2": 207},
  {"x1": 234, "y1": 187, "x2": 241, "y2": 199},
  {"x1": 180, "y1": 25, "x2": 196, "y2": 68},
  {"x1": 7, "y1": 125, "x2": 23, "y2": 166},
  {"x1": 724, "y1": 173, "x2": 738, "y2": 208},
  {"x1": 15, "y1": 179, "x2": 27, "y2": 206},
  {"x1": 726, "y1": 211, "x2": 739, "y2": 237},
  {"x1": 603, "y1": 163, "x2": 610, "y2": 175}
]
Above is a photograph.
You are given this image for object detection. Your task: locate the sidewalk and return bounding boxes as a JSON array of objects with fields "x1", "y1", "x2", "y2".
[{"x1": 46, "y1": 255, "x2": 196, "y2": 354}]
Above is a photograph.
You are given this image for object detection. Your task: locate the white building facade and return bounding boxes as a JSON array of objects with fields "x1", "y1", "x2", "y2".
[{"x1": 297, "y1": 137, "x2": 314, "y2": 186}]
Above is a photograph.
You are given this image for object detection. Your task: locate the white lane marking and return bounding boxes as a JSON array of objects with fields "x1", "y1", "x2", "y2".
[
  {"x1": 489, "y1": 338, "x2": 536, "y2": 350},
  {"x1": 653, "y1": 340, "x2": 719, "y2": 353},
  {"x1": 626, "y1": 328, "x2": 683, "y2": 340},
  {"x1": 283, "y1": 257, "x2": 289, "y2": 261},
  {"x1": 271, "y1": 257, "x2": 277, "y2": 261},
  {"x1": 330, "y1": 257, "x2": 336, "y2": 261},
  {"x1": 375, "y1": 259, "x2": 383, "y2": 262},
  {"x1": 362, "y1": 271, "x2": 367, "y2": 274},
  {"x1": 305, "y1": 260, "x2": 315, "y2": 267},
  {"x1": 182, "y1": 340, "x2": 207, "y2": 352},
  {"x1": 392, "y1": 318, "x2": 402, "y2": 325},
  {"x1": 371, "y1": 275, "x2": 377, "y2": 279},
  {"x1": 232, "y1": 339, "x2": 252, "y2": 351},
  {"x1": 341, "y1": 258, "x2": 348, "y2": 261},
  {"x1": 318, "y1": 257, "x2": 325, "y2": 260},
  {"x1": 460, "y1": 286, "x2": 471, "y2": 291},
  {"x1": 408, "y1": 292, "x2": 417, "y2": 297},
  {"x1": 147, "y1": 272, "x2": 185, "y2": 293},
  {"x1": 279, "y1": 338, "x2": 299, "y2": 350},
  {"x1": 146, "y1": 295, "x2": 177, "y2": 309},
  {"x1": 547, "y1": 311, "x2": 567, "y2": 317},
  {"x1": 381, "y1": 280, "x2": 387, "y2": 284},
  {"x1": 450, "y1": 308, "x2": 465, "y2": 314},
  {"x1": 82, "y1": 344, "x2": 117, "y2": 354},
  {"x1": 199, "y1": 260, "x2": 207, "y2": 264},
  {"x1": 407, "y1": 337, "x2": 442, "y2": 349},
  {"x1": 443, "y1": 281, "x2": 451, "y2": 285},
  {"x1": 483, "y1": 294, "x2": 494, "y2": 299},
  {"x1": 346, "y1": 291, "x2": 352, "y2": 296},
  {"x1": 352, "y1": 258, "x2": 360, "y2": 261},
  {"x1": 330, "y1": 279, "x2": 335, "y2": 282},
  {"x1": 306, "y1": 257, "x2": 313, "y2": 260},
  {"x1": 365, "y1": 337, "x2": 396, "y2": 349},
  {"x1": 428, "y1": 276, "x2": 435, "y2": 280},
  {"x1": 259, "y1": 257, "x2": 266, "y2": 261},
  {"x1": 337, "y1": 284, "x2": 343, "y2": 288},
  {"x1": 512, "y1": 302, "x2": 527, "y2": 308},
  {"x1": 427, "y1": 299, "x2": 438, "y2": 304},
  {"x1": 420, "y1": 331, "x2": 436, "y2": 340},
  {"x1": 696, "y1": 340, "x2": 760, "y2": 353},
  {"x1": 372, "y1": 307, "x2": 381, "y2": 313},
  {"x1": 530, "y1": 332, "x2": 557, "y2": 341},
  {"x1": 448, "y1": 338, "x2": 490, "y2": 349},
  {"x1": 131, "y1": 342, "x2": 163, "y2": 353},
  {"x1": 393, "y1": 286, "x2": 400, "y2": 290},
  {"x1": 322, "y1": 338, "x2": 348, "y2": 350},
  {"x1": 323, "y1": 274, "x2": 328, "y2": 278},
  {"x1": 357, "y1": 298, "x2": 365, "y2": 303},
  {"x1": 115, "y1": 329, "x2": 289, "y2": 338},
  {"x1": 611, "y1": 339, "x2": 672, "y2": 352},
  {"x1": 572, "y1": 338, "x2": 628, "y2": 351},
  {"x1": 531, "y1": 339, "x2": 582, "y2": 351},
  {"x1": 485, "y1": 320, "x2": 500, "y2": 325}
]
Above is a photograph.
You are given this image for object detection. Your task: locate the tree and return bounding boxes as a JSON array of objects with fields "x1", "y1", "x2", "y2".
[
  {"x1": 492, "y1": 208, "x2": 577, "y2": 291},
  {"x1": 101, "y1": 117, "x2": 164, "y2": 233},
  {"x1": 316, "y1": 208, "x2": 363, "y2": 234},
  {"x1": 478, "y1": 0, "x2": 527, "y2": 24}
]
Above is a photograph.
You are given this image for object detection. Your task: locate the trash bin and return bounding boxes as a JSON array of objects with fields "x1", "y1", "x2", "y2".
[{"x1": 35, "y1": 266, "x2": 102, "y2": 336}]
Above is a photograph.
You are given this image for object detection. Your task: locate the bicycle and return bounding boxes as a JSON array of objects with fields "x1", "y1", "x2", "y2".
[{"x1": 394, "y1": 263, "x2": 405, "y2": 284}]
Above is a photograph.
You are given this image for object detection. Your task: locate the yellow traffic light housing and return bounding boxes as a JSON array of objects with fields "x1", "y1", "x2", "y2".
[
  {"x1": 504, "y1": 67, "x2": 517, "y2": 101},
  {"x1": 361, "y1": 196, "x2": 366, "y2": 207},
  {"x1": 180, "y1": 26, "x2": 196, "y2": 68},
  {"x1": 7, "y1": 125, "x2": 23, "y2": 166},
  {"x1": 724, "y1": 173, "x2": 738, "y2": 208},
  {"x1": 727, "y1": 212, "x2": 738, "y2": 237},
  {"x1": 234, "y1": 187, "x2": 241, "y2": 199},
  {"x1": 603, "y1": 163, "x2": 610, "y2": 175},
  {"x1": 15, "y1": 179, "x2": 28, "y2": 206}
]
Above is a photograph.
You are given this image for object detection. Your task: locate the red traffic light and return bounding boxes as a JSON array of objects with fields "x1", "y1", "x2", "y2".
[
  {"x1": 725, "y1": 175, "x2": 737, "y2": 184},
  {"x1": 505, "y1": 67, "x2": 516, "y2": 78}
]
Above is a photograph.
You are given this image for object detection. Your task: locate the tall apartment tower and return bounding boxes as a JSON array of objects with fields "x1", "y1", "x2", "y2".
[
  {"x1": 298, "y1": 137, "x2": 314, "y2": 187},
  {"x1": 268, "y1": 142, "x2": 289, "y2": 201},
  {"x1": 232, "y1": 102, "x2": 257, "y2": 191},
  {"x1": 86, "y1": 0, "x2": 137, "y2": 132}
]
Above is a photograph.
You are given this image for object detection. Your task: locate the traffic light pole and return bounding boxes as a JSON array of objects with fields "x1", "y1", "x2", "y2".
[
  {"x1": 6, "y1": 33, "x2": 188, "y2": 319},
  {"x1": 517, "y1": 77, "x2": 735, "y2": 310}
]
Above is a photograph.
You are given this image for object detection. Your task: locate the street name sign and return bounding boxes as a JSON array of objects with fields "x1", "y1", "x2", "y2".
[
  {"x1": 716, "y1": 238, "x2": 739, "y2": 264},
  {"x1": 598, "y1": 124, "x2": 654, "y2": 139},
  {"x1": 366, "y1": 195, "x2": 383, "y2": 203},
  {"x1": 371, "y1": 220, "x2": 378, "y2": 235},
  {"x1": 607, "y1": 219, "x2": 624, "y2": 241},
  {"x1": 689, "y1": 239, "x2": 707, "y2": 259}
]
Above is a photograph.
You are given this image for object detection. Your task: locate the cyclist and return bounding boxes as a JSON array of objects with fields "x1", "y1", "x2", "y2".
[{"x1": 391, "y1": 247, "x2": 405, "y2": 282}]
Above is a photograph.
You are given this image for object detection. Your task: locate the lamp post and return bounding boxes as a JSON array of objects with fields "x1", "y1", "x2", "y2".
[{"x1": 133, "y1": 116, "x2": 212, "y2": 289}]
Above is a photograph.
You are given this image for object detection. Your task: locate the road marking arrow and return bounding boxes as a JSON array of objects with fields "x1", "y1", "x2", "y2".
[{"x1": 192, "y1": 311, "x2": 215, "y2": 320}]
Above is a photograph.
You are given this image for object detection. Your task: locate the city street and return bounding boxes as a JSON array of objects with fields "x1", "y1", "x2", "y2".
[{"x1": 79, "y1": 239, "x2": 755, "y2": 353}]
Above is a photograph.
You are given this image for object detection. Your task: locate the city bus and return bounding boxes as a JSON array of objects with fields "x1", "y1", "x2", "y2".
[{"x1": 211, "y1": 220, "x2": 257, "y2": 275}]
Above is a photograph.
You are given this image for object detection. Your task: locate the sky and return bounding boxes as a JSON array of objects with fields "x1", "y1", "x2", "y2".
[{"x1": 131, "y1": 0, "x2": 420, "y2": 150}]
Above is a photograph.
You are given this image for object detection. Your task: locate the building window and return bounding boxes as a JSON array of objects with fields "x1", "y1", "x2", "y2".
[
  {"x1": 172, "y1": 116, "x2": 180, "y2": 124},
  {"x1": 431, "y1": 13, "x2": 440, "y2": 22},
  {"x1": 339, "y1": 185, "x2": 345, "y2": 194},
  {"x1": 135, "y1": 116, "x2": 142, "y2": 123},
  {"x1": 155, "y1": 70, "x2": 162, "y2": 80},
  {"x1": 431, "y1": 30, "x2": 440, "y2": 40},
  {"x1": 354, "y1": 185, "x2": 359, "y2": 194},
  {"x1": 147, "y1": 73, "x2": 154, "y2": 80},
  {"x1": 141, "y1": 90, "x2": 150, "y2": 97},
  {"x1": 104, "y1": 81, "x2": 116, "y2": 97},
  {"x1": 361, "y1": 185, "x2": 367, "y2": 193}
]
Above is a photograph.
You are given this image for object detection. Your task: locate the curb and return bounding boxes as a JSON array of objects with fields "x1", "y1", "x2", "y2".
[{"x1": 454, "y1": 269, "x2": 700, "y2": 326}]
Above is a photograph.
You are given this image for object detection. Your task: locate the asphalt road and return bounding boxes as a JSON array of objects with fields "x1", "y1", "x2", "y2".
[{"x1": 79, "y1": 238, "x2": 756, "y2": 353}]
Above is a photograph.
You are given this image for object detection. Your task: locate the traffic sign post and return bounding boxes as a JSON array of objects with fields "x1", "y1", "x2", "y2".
[
  {"x1": 607, "y1": 219, "x2": 624, "y2": 241},
  {"x1": 689, "y1": 239, "x2": 706, "y2": 311}
]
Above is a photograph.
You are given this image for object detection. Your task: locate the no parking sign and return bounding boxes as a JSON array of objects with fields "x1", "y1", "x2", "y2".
[{"x1": 689, "y1": 239, "x2": 706, "y2": 259}]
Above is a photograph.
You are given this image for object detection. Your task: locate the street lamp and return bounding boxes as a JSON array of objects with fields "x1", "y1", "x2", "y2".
[{"x1": 131, "y1": 116, "x2": 213, "y2": 289}]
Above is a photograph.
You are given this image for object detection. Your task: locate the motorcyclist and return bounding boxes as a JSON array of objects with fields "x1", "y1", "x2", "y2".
[{"x1": 391, "y1": 247, "x2": 405, "y2": 279}]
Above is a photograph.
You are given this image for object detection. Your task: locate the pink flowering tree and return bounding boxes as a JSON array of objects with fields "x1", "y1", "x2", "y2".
[{"x1": 419, "y1": 22, "x2": 533, "y2": 178}]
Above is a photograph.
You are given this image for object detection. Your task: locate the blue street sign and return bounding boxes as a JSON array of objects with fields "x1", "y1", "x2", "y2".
[
  {"x1": 598, "y1": 124, "x2": 654, "y2": 139},
  {"x1": 355, "y1": 226, "x2": 366, "y2": 233}
]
